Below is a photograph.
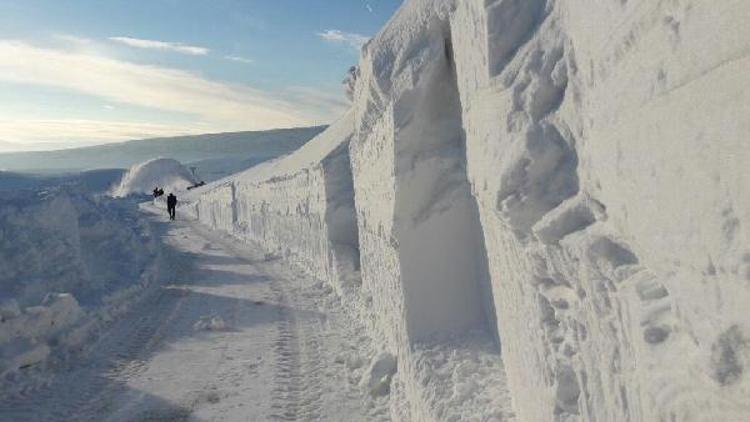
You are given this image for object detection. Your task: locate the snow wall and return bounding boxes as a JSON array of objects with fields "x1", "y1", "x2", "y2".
[{"x1": 186, "y1": 0, "x2": 750, "y2": 420}]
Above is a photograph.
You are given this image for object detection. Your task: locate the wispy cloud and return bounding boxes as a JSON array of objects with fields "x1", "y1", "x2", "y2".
[
  {"x1": 224, "y1": 55, "x2": 254, "y2": 64},
  {"x1": 53, "y1": 34, "x2": 95, "y2": 47},
  {"x1": 109, "y1": 36, "x2": 209, "y2": 55},
  {"x1": 281, "y1": 86, "x2": 349, "y2": 117},
  {"x1": 317, "y1": 30, "x2": 369, "y2": 51},
  {"x1": 0, "y1": 40, "x2": 346, "y2": 144}
]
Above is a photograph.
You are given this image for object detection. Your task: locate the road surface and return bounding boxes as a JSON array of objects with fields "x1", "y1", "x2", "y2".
[{"x1": 0, "y1": 206, "x2": 387, "y2": 421}]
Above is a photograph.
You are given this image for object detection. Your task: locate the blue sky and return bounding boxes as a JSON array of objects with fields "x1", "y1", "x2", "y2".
[{"x1": 0, "y1": 0, "x2": 401, "y2": 150}]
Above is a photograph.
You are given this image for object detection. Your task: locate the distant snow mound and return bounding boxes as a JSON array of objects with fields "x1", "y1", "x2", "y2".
[{"x1": 111, "y1": 158, "x2": 197, "y2": 197}]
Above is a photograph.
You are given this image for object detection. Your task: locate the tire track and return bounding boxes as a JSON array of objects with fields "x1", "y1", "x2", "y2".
[
  {"x1": 0, "y1": 286, "x2": 189, "y2": 422},
  {"x1": 268, "y1": 281, "x2": 303, "y2": 421},
  {"x1": 295, "y1": 315, "x2": 324, "y2": 421},
  {"x1": 195, "y1": 222, "x2": 328, "y2": 421},
  {"x1": 266, "y1": 271, "x2": 327, "y2": 422}
]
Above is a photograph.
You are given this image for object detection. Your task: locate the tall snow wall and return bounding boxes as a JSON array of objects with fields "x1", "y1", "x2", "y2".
[
  {"x1": 446, "y1": 0, "x2": 750, "y2": 420},
  {"x1": 188, "y1": 0, "x2": 750, "y2": 420},
  {"x1": 187, "y1": 112, "x2": 361, "y2": 296}
]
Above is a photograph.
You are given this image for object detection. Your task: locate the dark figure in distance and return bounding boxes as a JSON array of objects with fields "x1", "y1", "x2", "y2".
[
  {"x1": 153, "y1": 187, "x2": 164, "y2": 198},
  {"x1": 167, "y1": 193, "x2": 177, "y2": 220}
]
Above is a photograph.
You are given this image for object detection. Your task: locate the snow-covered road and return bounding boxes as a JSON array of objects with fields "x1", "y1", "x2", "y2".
[{"x1": 1, "y1": 206, "x2": 387, "y2": 421}]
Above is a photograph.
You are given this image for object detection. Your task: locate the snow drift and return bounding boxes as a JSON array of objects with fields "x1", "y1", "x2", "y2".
[
  {"x1": 185, "y1": 0, "x2": 750, "y2": 420},
  {"x1": 110, "y1": 158, "x2": 196, "y2": 197}
]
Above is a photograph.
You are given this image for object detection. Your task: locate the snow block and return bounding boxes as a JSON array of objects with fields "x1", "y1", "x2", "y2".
[
  {"x1": 362, "y1": 352, "x2": 398, "y2": 397},
  {"x1": 0, "y1": 293, "x2": 84, "y2": 374}
]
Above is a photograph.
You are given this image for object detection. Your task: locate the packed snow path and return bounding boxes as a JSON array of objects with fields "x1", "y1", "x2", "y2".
[{"x1": 0, "y1": 206, "x2": 388, "y2": 422}]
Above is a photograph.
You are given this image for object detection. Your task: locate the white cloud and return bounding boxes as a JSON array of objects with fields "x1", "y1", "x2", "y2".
[
  {"x1": 109, "y1": 36, "x2": 209, "y2": 55},
  {"x1": 224, "y1": 55, "x2": 254, "y2": 64},
  {"x1": 0, "y1": 40, "x2": 340, "y2": 135},
  {"x1": 317, "y1": 30, "x2": 369, "y2": 51},
  {"x1": 0, "y1": 40, "x2": 351, "y2": 145}
]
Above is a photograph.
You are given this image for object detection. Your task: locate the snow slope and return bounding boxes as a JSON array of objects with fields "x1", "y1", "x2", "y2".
[
  {"x1": 110, "y1": 158, "x2": 197, "y2": 198},
  {"x1": 184, "y1": 0, "x2": 750, "y2": 420}
]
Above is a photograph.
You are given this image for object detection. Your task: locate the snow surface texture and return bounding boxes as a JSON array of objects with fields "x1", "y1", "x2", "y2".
[
  {"x1": 110, "y1": 158, "x2": 197, "y2": 198},
  {"x1": 185, "y1": 0, "x2": 749, "y2": 420}
]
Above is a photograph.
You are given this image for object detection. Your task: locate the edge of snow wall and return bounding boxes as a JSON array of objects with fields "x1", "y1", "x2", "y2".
[{"x1": 188, "y1": 0, "x2": 750, "y2": 420}]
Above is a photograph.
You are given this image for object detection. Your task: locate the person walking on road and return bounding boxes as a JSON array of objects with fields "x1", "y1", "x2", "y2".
[{"x1": 167, "y1": 193, "x2": 177, "y2": 220}]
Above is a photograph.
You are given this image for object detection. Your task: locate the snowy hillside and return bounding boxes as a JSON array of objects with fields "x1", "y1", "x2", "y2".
[
  {"x1": 183, "y1": 0, "x2": 750, "y2": 420},
  {"x1": 110, "y1": 158, "x2": 197, "y2": 198},
  {"x1": 0, "y1": 169, "x2": 125, "y2": 193},
  {"x1": 0, "y1": 126, "x2": 325, "y2": 175},
  {"x1": 0, "y1": 140, "x2": 21, "y2": 153}
]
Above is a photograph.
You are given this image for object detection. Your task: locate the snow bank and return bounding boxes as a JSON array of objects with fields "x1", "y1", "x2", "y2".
[
  {"x1": 0, "y1": 187, "x2": 160, "y2": 379},
  {"x1": 0, "y1": 190, "x2": 154, "y2": 307},
  {"x1": 110, "y1": 158, "x2": 197, "y2": 197},
  {"x1": 187, "y1": 0, "x2": 750, "y2": 420}
]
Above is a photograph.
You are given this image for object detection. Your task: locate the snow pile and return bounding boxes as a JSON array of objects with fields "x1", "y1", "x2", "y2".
[
  {"x1": 110, "y1": 158, "x2": 197, "y2": 197},
  {"x1": 0, "y1": 294, "x2": 83, "y2": 375},
  {"x1": 193, "y1": 315, "x2": 227, "y2": 331},
  {"x1": 362, "y1": 351, "x2": 397, "y2": 397},
  {"x1": 186, "y1": 0, "x2": 750, "y2": 420}
]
